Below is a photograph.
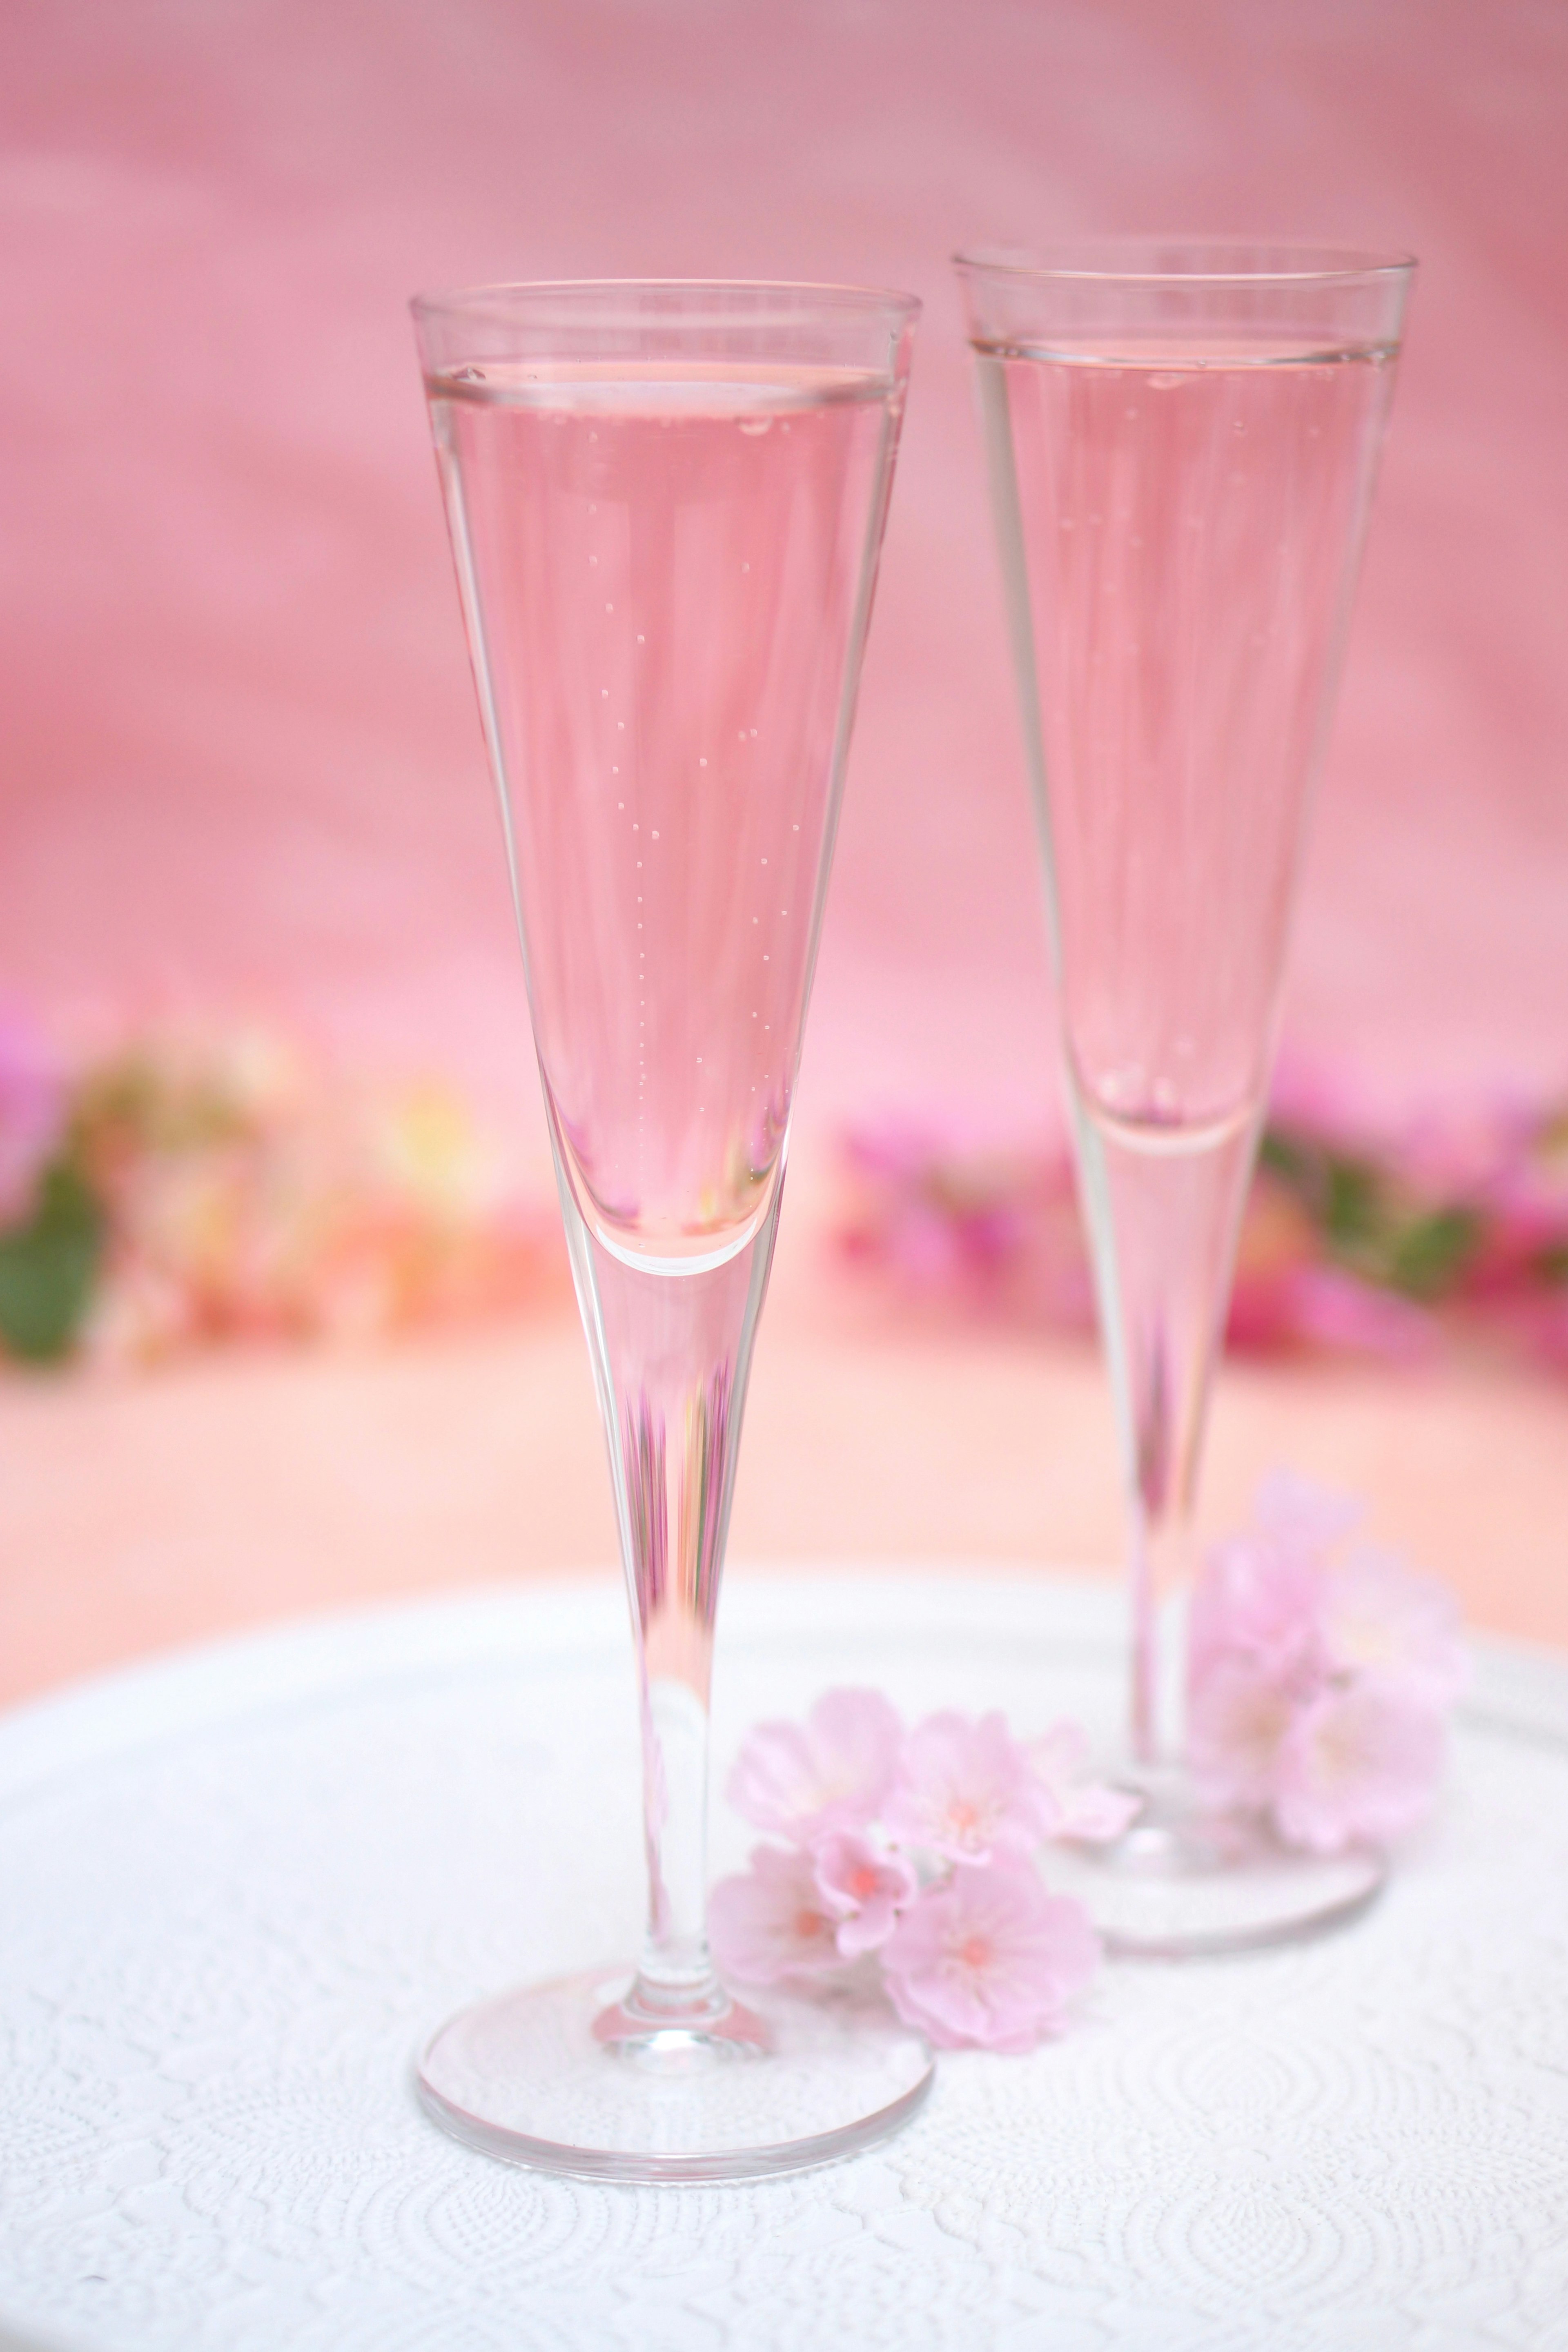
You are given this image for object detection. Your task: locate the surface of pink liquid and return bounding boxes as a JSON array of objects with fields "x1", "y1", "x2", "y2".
[
  {"x1": 430, "y1": 363, "x2": 899, "y2": 1265},
  {"x1": 979, "y1": 342, "x2": 1396, "y2": 1142}
]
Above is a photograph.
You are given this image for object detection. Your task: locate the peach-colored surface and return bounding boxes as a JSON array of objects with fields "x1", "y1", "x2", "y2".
[{"x1": 5, "y1": 1202, "x2": 1566, "y2": 1708}]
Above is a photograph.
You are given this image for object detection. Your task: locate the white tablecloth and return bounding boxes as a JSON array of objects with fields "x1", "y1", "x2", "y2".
[{"x1": 2, "y1": 1571, "x2": 1566, "y2": 2351}]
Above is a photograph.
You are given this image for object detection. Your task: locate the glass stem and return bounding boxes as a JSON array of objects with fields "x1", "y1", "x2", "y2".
[
  {"x1": 1129, "y1": 1494, "x2": 1191, "y2": 1771},
  {"x1": 559, "y1": 1170, "x2": 782, "y2": 2024},
  {"x1": 1070, "y1": 1091, "x2": 1260, "y2": 1772}
]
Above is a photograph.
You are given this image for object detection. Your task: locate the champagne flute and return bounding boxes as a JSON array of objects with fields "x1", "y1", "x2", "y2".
[
  {"x1": 958, "y1": 243, "x2": 1413, "y2": 1954},
  {"x1": 410, "y1": 281, "x2": 929, "y2": 2176}
]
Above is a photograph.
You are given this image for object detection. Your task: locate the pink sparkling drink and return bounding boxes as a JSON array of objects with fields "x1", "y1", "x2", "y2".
[
  {"x1": 961, "y1": 246, "x2": 1412, "y2": 1956},
  {"x1": 414, "y1": 285, "x2": 927, "y2": 2180},
  {"x1": 429, "y1": 361, "x2": 900, "y2": 1267},
  {"x1": 976, "y1": 340, "x2": 1400, "y2": 1667},
  {"x1": 978, "y1": 345, "x2": 1398, "y2": 1143}
]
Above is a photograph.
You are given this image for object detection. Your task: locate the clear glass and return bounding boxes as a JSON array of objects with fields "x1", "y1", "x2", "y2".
[
  {"x1": 958, "y1": 241, "x2": 1414, "y2": 1953},
  {"x1": 410, "y1": 281, "x2": 930, "y2": 2176}
]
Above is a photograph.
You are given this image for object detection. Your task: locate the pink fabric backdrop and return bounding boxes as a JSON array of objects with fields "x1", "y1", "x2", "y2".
[{"x1": 3, "y1": 0, "x2": 1566, "y2": 1156}]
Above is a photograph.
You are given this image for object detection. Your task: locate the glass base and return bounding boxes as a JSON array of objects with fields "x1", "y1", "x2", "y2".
[
  {"x1": 417, "y1": 1966, "x2": 934, "y2": 2183},
  {"x1": 1046, "y1": 1773, "x2": 1388, "y2": 1958}
]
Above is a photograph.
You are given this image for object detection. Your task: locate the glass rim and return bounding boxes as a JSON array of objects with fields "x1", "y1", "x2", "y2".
[
  {"x1": 953, "y1": 241, "x2": 1416, "y2": 290},
  {"x1": 410, "y1": 276, "x2": 922, "y2": 328}
]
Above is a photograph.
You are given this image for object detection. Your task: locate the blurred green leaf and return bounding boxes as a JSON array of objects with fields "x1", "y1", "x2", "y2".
[
  {"x1": 0, "y1": 1160, "x2": 105, "y2": 1363},
  {"x1": 1258, "y1": 1127, "x2": 1313, "y2": 1185},
  {"x1": 1386, "y1": 1206, "x2": 1483, "y2": 1301},
  {"x1": 1261, "y1": 1123, "x2": 1482, "y2": 1302},
  {"x1": 1319, "y1": 1154, "x2": 1385, "y2": 1255},
  {"x1": 1536, "y1": 1240, "x2": 1568, "y2": 1287}
]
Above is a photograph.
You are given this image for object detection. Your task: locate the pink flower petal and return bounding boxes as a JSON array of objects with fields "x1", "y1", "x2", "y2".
[
  {"x1": 1187, "y1": 1655, "x2": 1301, "y2": 1813},
  {"x1": 812, "y1": 1829, "x2": 918, "y2": 1958},
  {"x1": 884, "y1": 1710, "x2": 1049, "y2": 1866},
  {"x1": 726, "y1": 1687, "x2": 904, "y2": 1846},
  {"x1": 880, "y1": 1860, "x2": 1100, "y2": 2052},
  {"x1": 1274, "y1": 1679, "x2": 1446, "y2": 1853},
  {"x1": 1323, "y1": 1551, "x2": 1469, "y2": 1710},
  {"x1": 1187, "y1": 1475, "x2": 1463, "y2": 1852},
  {"x1": 1189, "y1": 1531, "x2": 1327, "y2": 1691},
  {"x1": 1027, "y1": 1722, "x2": 1141, "y2": 1844},
  {"x1": 708, "y1": 1844, "x2": 845, "y2": 1985}
]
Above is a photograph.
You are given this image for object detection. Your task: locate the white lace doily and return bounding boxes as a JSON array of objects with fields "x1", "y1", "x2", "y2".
[{"x1": 2, "y1": 1570, "x2": 1567, "y2": 2351}]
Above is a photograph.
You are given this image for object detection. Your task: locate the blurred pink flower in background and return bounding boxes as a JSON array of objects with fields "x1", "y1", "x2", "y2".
[
  {"x1": 4, "y1": 1021, "x2": 567, "y2": 1368},
  {"x1": 837, "y1": 1123, "x2": 1094, "y2": 1333},
  {"x1": 879, "y1": 1861, "x2": 1100, "y2": 2054},
  {"x1": 1229, "y1": 1262, "x2": 1438, "y2": 1363},
  {"x1": 726, "y1": 1687, "x2": 904, "y2": 1846},
  {"x1": 1459, "y1": 1102, "x2": 1568, "y2": 1370},
  {"x1": 7, "y1": 1022, "x2": 1567, "y2": 1378},
  {"x1": 836, "y1": 1080, "x2": 1568, "y2": 1378}
]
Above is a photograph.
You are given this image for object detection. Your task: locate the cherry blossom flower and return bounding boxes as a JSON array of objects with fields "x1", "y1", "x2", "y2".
[
  {"x1": 1026, "y1": 1723, "x2": 1142, "y2": 1844},
  {"x1": 1323, "y1": 1551, "x2": 1468, "y2": 1710},
  {"x1": 812, "y1": 1829, "x2": 918, "y2": 1958},
  {"x1": 1274, "y1": 1679, "x2": 1447, "y2": 1853},
  {"x1": 707, "y1": 1844, "x2": 844, "y2": 1985},
  {"x1": 715, "y1": 1689, "x2": 1113, "y2": 2049},
  {"x1": 1187, "y1": 1654, "x2": 1302, "y2": 1814},
  {"x1": 883, "y1": 1710, "x2": 1051, "y2": 1865},
  {"x1": 880, "y1": 1860, "x2": 1100, "y2": 2053},
  {"x1": 1187, "y1": 1475, "x2": 1463, "y2": 1852},
  {"x1": 1188, "y1": 1466, "x2": 1356, "y2": 1699},
  {"x1": 1187, "y1": 1528, "x2": 1326, "y2": 1695},
  {"x1": 726, "y1": 1687, "x2": 903, "y2": 1846}
]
